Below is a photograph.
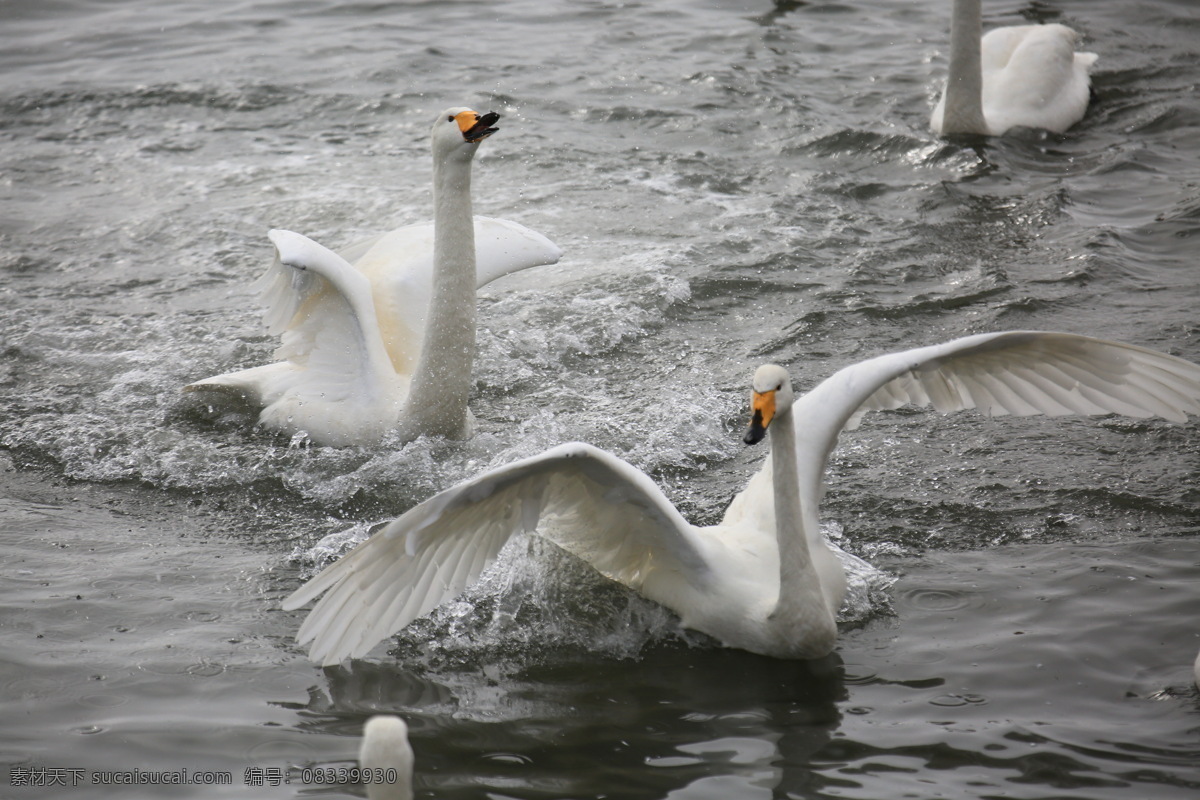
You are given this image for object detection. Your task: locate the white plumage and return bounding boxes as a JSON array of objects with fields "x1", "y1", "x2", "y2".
[
  {"x1": 185, "y1": 107, "x2": 561, "y2": 446},
  {"x1": 359, "y1": 715, "x2": 413, "y2": 800},
  {"x1": 283, "y1": 332, "x2": 1200, "y2": 665},
  {"x1": 931, "y1": 0, "x2": 1097, "y2": 136}
]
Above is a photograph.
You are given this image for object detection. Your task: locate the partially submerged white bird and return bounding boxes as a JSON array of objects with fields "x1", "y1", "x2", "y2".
[
  {"x1": 359, "y1": 715, "x2": 414, "y2": 800},
  {"x1": 931, "y1": 0, "x2": 1098, "y2": 136},
  {"x1": 185, "y1": 107, "x2": 562, "y2": 446},
  {"x1": 283, "y1": 332, "x2": 1200, "y2": 665}
]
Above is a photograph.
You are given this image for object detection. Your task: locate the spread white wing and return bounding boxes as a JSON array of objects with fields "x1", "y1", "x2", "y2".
[
  {"x1": 249, "y1": 229, "x2": 395, "y2": 404},
  {"x1": 848, "y1": 332, "x2": 1200, "y2": 425},
  {"x1": 344, "y1": 216, "x2": 562, "y2": 373},
  {"x1": 793, "y1": 331, "x2": 1200, "y2": 510},
  {"x1": 187, "y1": 218, "x2": 559, "y2": 396},
  {"x1": 282, "y1": 443, "x2": 707, "y2": 666},
  {"x1": 342, "y1": 215, "x2": 562, "y2": 288},
  {"x1": 473, "y1": 216, "x2": 564, "y2": 287}
]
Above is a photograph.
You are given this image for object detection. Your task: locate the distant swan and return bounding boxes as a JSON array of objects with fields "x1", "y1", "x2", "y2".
[
  {"x1": 185, "y1": 107, "x2": 562, "y2": 446},
  {"x1": 359, "y1": 715, "x2": 413, "y2": 800},
  {"x1": 931, "y1": 0, "x2": 1097, "y2": 135},
  {"x1": 283, "y1": 332, "x2": 1200, "y2": 665}
]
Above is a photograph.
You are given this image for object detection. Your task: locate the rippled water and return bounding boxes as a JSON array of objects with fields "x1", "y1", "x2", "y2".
[{"x1": 2, "y1": 0, "x2": 1199, "y2": 797}]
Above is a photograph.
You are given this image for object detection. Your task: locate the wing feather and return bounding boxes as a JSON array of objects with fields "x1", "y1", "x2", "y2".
[
  {"x1": 344, "y1": 216, "x2": 562, "y2": 375},
  {"x1": 1007, "y1": 363, "x2": 1081, "y2": 415},
  {"x1": 794, "y1": 331, "x2": 1200, "y2": 540},
  {"x1": 283, "y1": 443, "x2": 704, "y2": 665},
  {"x1": 843, "y1": 332, "x2": 1200, "y2": 426},
  {"x1": 250, "y1": 230, "x2": 394, "y2": 405},
  {"x1": 472, "y1": 216, "x2": 564, "y2": 287},
  {"x1": 297, "y1": 541, "x2": 412, "y2": 664},
  {"x1": 1133, "y1": 363, "x2": 1200, "y2": 418}
]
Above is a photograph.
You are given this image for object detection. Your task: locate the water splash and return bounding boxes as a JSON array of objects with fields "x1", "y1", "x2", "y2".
[{"x1": 289, "y1": 517, "x2": 895, "y2": 671}]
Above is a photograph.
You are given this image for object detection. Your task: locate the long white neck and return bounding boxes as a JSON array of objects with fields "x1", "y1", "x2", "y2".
[
  {"x1": 942, "y1": 0, "x2": 988, "y2": 134},
  {"x1": 400, "y1": 150, "x2": 477, "y2": 438},
  {"x1": 766, "y1": 408, "x2": 835, "y2": 652}
]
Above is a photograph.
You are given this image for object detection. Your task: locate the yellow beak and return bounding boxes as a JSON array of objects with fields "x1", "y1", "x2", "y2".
[
  {"x1": 744, "y1": 389, "x2": 776, "y2": 445},
  {"x1": 454, "y1": 109, "x2": 500, "y2": 142}
]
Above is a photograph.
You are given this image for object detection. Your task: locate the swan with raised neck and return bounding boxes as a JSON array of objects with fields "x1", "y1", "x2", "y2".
[
  {"x1": 393, "y1": 108, "x2": 494, "y2": 441},
  {"x1": 184, "y1": 107, "x2": 562, "y2": 446},
  {"x1": 932, "y1": 0, "x2": 1097, "y2": 136},
  {"x1": 283, "y1": 332, "x2": 1200, "y2": 666},
  {"x1": 741, "y1": 363, "x2": 843, "y2": 657}
]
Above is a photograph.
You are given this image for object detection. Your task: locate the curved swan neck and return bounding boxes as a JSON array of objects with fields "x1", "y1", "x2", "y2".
[
  {"x1": 767, "y1": 409, "x2": 821, "y2": 612},
  {"x1": 401, "y1": 149, "x2": 478, "y2": 438},
  {"x1": 943, "y1": 0, "x2": 988, "y2": 134},
  {"x1": 765, "y1": 407, "x2": 839, "y2": 657}
]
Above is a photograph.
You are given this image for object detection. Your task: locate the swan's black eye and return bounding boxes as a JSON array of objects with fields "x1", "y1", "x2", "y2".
[{"x1": 447, "y1": 115, "x2": 455, "y2": 122}]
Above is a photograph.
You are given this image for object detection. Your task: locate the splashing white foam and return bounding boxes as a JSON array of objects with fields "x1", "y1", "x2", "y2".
[{"x1": 289, "y1": 518, "x2": 894, "y2": 669}]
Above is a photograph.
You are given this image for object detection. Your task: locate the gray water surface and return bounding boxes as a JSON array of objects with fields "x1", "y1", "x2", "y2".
[{"x1": 2, "y1": 0, "x2": 1199, "y2": 797}]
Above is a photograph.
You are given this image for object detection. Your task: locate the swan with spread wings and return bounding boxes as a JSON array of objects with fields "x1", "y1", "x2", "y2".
[
  {"x1": 185, "y1": 107, "x2": 561, "y2": 446},
  {"x1": 284, "y1": 332, "x2": 1200, "y2": 665}
]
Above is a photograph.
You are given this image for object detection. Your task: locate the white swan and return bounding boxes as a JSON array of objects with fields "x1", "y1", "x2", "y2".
[
  {"x1": 931, "y1": 0, "x2": 1097, "y2": 135},
  {"x1": 282, "y1": 332, "x2": 1200, "y2": 665},
  {"x1": 359, "y1": 715, "x2": 414, "y2": 800},
  {"x1": 184, "y1": 107, "x2": 562, "y2": 446}
]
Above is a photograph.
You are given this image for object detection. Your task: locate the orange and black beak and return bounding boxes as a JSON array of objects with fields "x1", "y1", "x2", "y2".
[
  {"x1": 743, "y1": 389, "x2": 776, "y2": 445},
  {"x1": 455, "y1": 110, "x2": 500, "y2": 143}
]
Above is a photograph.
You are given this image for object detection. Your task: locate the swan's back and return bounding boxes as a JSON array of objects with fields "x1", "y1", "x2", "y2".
[
  {"x1": 981, "y1": 23, "x2": 1096, "y2": 134},
  {"x1": 346, "y1": 225, "x2": 438, "y2": 376},
  {"x1": 345, "y1": 216, "x2": 563, "y2": 376}
]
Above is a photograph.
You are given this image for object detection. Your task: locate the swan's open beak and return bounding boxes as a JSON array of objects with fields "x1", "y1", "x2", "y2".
[
  {"x1": 456, "y1": 110, "x2": 500, "y2": 143},
  {"x1": 743, "y1": 389, "x2": 775, "y2": 445}
]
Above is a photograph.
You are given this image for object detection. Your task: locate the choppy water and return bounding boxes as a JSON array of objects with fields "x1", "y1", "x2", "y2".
[{"x1": 2, "y1": 0, "x2": 1199, "y2": 797}]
